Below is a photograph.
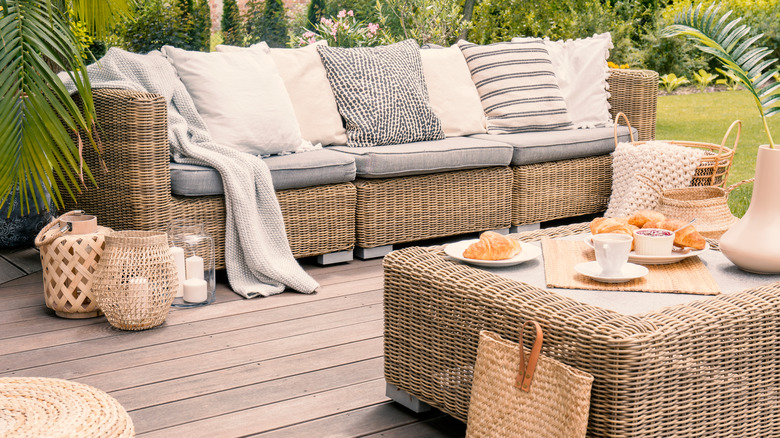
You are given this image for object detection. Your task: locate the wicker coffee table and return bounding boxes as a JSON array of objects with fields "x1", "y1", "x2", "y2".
[{"x1": 383, "y1": 223, "x2": 780, "y2": 437}]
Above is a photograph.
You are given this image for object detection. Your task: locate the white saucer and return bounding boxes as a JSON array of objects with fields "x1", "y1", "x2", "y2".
[
  {"x1": 574, "y1": 261, "x2": 649, "y2": 283},
  {"x1": 444, "y1": 239, "x2": 541, "y2": 267},
  {"x1": 582, "y1": 233, "x2": 708, "y2": 265}
]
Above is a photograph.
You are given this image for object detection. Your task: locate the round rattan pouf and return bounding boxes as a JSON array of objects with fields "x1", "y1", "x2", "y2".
[{"x1": 0, "y1": 377, "x2": 134, "y2": 438}]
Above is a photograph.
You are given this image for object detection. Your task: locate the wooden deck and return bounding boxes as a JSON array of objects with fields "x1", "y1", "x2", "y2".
[{"x1": 0, "y1": 246, "x2": 467, "y2": 437}]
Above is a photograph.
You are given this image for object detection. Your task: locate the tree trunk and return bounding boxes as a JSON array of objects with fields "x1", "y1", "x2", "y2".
[{"x1": 460, "y1": 0, "x2": 477, "y2": 39}]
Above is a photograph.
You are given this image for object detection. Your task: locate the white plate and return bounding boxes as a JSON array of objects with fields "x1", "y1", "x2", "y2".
[
  {"x1": 574, "y1": 261, "x2": 649, "y2": 283},
  {"x1": 583, "y1": 233, "x2": 709, "y2": 265},
  {"x1": 444, "y1": 239, "x2": 542, "y2": 267}
]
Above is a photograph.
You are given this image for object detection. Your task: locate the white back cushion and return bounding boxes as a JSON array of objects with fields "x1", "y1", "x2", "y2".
[
  {"x1": 419, "y1": 45, "x2": 487, "y2": 137},
  {"x1": 162, "y1": 45, "x2": 303, "y2": 155},
  {"x1": 218, "y1": 42, "x2": 348, "y2": 146}
]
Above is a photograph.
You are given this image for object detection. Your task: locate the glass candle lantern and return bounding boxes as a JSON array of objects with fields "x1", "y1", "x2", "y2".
[{"x1": 167, "y1": 220, "x2": 216, "y2": 307}]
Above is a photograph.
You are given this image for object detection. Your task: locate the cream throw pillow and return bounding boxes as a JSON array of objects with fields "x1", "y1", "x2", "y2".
[
  {"x1": 162, "y1": 45, "x2": 304, "y2": 155},
  {"x1": 218, "y1": 42, "x2": 347, "y2": 146},
  {"x1": 420, "y1": 45, "x2": 487, "y2": 137},
  {"x1": 513, "y1": 33, "x2": 613, "y2": 128}
]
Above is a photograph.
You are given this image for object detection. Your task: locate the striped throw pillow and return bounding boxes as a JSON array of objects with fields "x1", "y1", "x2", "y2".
[
  {"x1": 457, "y1": 39, "x2": 572, "y2": 134},
  {"x1": 317, "y1": 40, "x2": 444, "y2": 147}
]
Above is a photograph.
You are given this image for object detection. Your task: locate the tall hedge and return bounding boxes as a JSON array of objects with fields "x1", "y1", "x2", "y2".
[{"x1": 221, "y1": 0, "x2": 246, "y2": 46}]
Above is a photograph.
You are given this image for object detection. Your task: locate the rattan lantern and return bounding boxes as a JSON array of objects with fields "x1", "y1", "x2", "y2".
[
  {"x1": 35, "y1": 211, "x2": 112, "y2": 318},
  {"x1": 91, "y1": 231, "x2": 178, "y2": 330}
]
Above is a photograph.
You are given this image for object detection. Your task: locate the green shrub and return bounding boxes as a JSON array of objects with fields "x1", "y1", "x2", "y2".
[
  {"x1": 468, "y1": 0, "x2": 637, "y2": 65},
  {"x1": 117, "y1": 0, "x2": 211, "y2": 53},
  {"x1": 221, "y1": 0, "x2": 246, "y2": 46},
  {"x1": 692, "y1": 69, "x2": 718, "y2": 92},
  {"x1": 262, "y1": 0, "x2": 289, "y2": 47},
  {"x1": 659, "y1": 73, "x2": 690, "y2": 93},
  {"x1": 375, "y1": 0, "x2": 468, "y2": 46},
  {"x1": 307, "y1": 0, "x2": 327, "y2": 29}
]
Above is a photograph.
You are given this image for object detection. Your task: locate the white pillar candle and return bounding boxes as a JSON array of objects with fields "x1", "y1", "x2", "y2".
[
  {"x1": 127, "y1": 277, "x2": 149, "y2": 310},
  {"x1": 185, "y1": 255, "x2": 204, "y2": 281},
  {"x1": 169, "y1": 246, "x2": 186, "y2": 298},
  {"x1": 183, "y1": 278, "x2": 208, "y2": 303}
]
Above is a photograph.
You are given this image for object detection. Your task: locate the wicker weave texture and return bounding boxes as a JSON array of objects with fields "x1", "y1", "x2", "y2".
[
  {"x1": 64, "y1": 90, "x2": 356, "y2": 268},
  {"x1": 92, "y1": 231, "x2": 177, "y2": 330},
  {"x1": 0, "y1": 377, "x2": 134, "y2": 438},
  {"x1": 512, "y1": 155, "x2": 612, "y2": 226},
  {"x1": 354, "y1": 167, "x2": 512, "y2": 248},
  {"x1": 383, "y1": 223, "x2": 780, "y2": 437},
  {"x1": 607, "y1": 69, "x2": 658, "y2": 141}
]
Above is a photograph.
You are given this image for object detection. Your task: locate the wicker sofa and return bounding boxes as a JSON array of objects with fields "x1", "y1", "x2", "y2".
[{"x1": 65, "y1": 68, "x2": 657, "y2": 269}]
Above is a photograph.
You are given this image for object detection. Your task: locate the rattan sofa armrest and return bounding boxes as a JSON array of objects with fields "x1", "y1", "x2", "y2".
[
  {"x1": 65, "y1": 88, "x2": 178, "y2": 232},
  {"x1": 607, "y1": 68, "x2": 658, "y2": 141}
]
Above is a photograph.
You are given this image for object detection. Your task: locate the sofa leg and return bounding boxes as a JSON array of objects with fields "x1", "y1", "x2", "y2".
[
  {"x1": 316, "y1": 250, "x2": 354, "y2": 265},
  {"x1": 355, "y1": 245, "x2": 393, "y2": 260},
  {"x1": 491, "y1": 228, "x2": 510, "y2": 235},
  {"x1": 386, "y1": 383, "x2": 431, "y2": 413},
  {"x1": 510, "y1": 223, "x2": 541, "y2": 234}
]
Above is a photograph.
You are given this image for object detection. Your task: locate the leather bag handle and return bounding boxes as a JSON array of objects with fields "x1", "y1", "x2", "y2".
[{"x1": 515, "y1": 320, "x2": 543, "y2": 392}]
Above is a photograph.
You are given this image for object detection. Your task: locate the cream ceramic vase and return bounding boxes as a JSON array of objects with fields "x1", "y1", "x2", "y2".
[{"x1": 719, "y1": 145, "x2": 780, "y2": 273}]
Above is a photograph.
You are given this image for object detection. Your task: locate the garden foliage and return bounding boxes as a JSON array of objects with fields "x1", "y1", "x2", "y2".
[{"x1": 118, "y1": 0, "x2": 211, "y2": 53}]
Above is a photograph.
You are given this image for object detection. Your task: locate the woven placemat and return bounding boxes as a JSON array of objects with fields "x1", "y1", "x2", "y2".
[
  {"x1": 0, "y1": 377, "x2": 134, "y2": 438},
  {"x1": 542, "y1": 239, "x2": 721, "y2": 295}
]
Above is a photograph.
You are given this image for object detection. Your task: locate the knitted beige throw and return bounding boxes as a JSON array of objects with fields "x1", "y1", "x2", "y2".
[{"x1": 605, "y1": 141, "x2": 705, "y2": 218}]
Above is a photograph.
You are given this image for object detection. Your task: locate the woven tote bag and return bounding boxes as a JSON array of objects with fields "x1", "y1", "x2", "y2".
[{"x1": 466, "y1": 322, "x2": 594, "y2": 438}]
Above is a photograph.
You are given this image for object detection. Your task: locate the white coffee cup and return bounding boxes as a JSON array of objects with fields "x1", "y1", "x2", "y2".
[{"x1": 592, "y1": 233, "x2": 633, "y2": 276}]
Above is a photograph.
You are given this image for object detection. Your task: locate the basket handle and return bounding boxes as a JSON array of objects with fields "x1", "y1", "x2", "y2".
[
  {"x1": 725, "y1": 178, "x2": 754, "y2": 195},
  {"x1": 705, "y1": 120, "x2": 742, "y2": 186},
  {"x1": 515, "y1": 320, "x2": 543, "y2": 392},
  {"x1": 635, "y1": 174, "x2": 664, "y2": 196},
  {"x1": 614, "y1": 112, "x2": 636, "y2": 146},
  {"x1": 34, "y1": 210, "x2": 84, "y2": 247}
]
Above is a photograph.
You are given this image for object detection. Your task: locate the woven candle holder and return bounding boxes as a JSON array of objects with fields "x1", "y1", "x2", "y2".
[
  {"x1": 35, "y1": 211, "x2": 112, "y2": 319},
  {"x1": 92, "y1": 231, "x2": 178, "y2": 330}
]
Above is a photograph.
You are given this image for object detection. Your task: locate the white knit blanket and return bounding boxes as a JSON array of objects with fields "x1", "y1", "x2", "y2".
[
  {"x1": 59, "y1": 48, "x2": 318, "y2": 298},
  {"x1": 605, "y1": 141, "x2": 706, "y2": 218}
]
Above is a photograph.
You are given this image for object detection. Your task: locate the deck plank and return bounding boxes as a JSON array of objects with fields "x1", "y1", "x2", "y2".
[{"x1": 0, "y1": 256, "x2": 464, "y2": 437}]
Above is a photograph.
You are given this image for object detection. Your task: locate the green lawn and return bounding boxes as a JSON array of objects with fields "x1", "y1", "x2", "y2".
[{"x1": 656, "y1": 90, "x2": 780, "y2": 217}]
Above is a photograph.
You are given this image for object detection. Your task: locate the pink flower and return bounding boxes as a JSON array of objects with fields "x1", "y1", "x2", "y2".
[
  {"x1": 308, "y1": 37, "x2": 317, "y2": 44},
  {"x1": 337, "y1": 10, "x2": 346, "y2": 18},
  {"x1": 321, "y1": 17, "x2": 332, "y2": 25},
  {"x1": 368, "y1": 23, "x2": 379, "y2": 34},
  {"x1": 303, "y1": 31, "x2": 316, "y2": 38},
  {"x1": 347, "y1": 10, "x2": 354, "y2": 17}
]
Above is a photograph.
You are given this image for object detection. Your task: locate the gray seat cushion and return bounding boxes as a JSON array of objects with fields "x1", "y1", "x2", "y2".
[
  {"x1": 327, "y1": 137, "x2": 512, "y2": 178},
  {"x1": 170, "y1": 149, "x2": 356, "y2": 196},
  {"x1": 470, "y1": 125, "x2": 635, "y2": 166}
]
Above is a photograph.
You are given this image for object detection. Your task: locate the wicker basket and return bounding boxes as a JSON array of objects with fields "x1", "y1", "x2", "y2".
[
  {"x1": 615, "y1": 112, "x2": 740, "y2": 187},
  {"x1": 92, "y1": 231, "x2": 177, "y2": 330},
  {"x1": 637, "y1": 174, "x2": 752, "y2": 239},
  {"x1": 35, "y1": 211, "x2": 112, "y2": 319}
]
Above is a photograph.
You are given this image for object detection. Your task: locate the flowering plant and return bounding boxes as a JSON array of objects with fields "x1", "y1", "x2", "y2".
[{"x1": 294, "y1": 10, "x2": 380, "y2": 48}]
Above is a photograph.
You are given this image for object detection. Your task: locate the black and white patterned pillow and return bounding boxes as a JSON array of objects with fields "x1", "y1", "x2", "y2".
[
  {"x1": 317, "y1": 40, "x2": 444, "y2": 147},
  {"x1": 457, "y1": 39, "x2": 573, "y2": 134}
]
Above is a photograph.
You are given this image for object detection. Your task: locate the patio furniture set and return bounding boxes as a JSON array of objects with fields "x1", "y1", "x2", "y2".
[{"x1": 63, "y1": 37, "x2": 658, "y2": 268}]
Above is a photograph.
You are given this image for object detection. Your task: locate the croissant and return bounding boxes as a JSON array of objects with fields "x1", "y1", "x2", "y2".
[
  {"x1": 628, "y1": 210, "x2": 666, "y2": 228},
  {"x1": 590, "y1": 217, "x2": 638, "y2": 250},
  {"x1": 463, "y1": 231, "x2": 523, "y2": 260},
  {"x1": 643, "y1": 219, "x2": 706, "y2": 250}
]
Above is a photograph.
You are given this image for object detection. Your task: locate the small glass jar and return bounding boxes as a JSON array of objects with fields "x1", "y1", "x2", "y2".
[{"x1": 167, "y1": 220, "x2": 216, "y2": 307}]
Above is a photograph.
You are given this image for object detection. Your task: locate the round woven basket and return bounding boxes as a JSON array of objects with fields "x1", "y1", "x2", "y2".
[
  {"x1": 637, "y1": 175, "x2": 752, "y2": 239},
  {"x1": 615, "y1": 112, "x2": 740, "y2": 188},
  {"x1": 0, "y1": 377, "x2": 134, "y2": 438},
  {"x1": 92, "y1": 231, "x2": 177, "y2": 330}
]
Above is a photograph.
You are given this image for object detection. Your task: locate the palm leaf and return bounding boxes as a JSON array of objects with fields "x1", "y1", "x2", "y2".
[
  {"x1": 0, "y1": 0, "x2": 98, "y2": 215},
  {"x1": 661, "y1": 2, "x2": 780, "y2": 148}
]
